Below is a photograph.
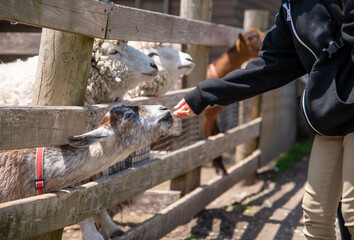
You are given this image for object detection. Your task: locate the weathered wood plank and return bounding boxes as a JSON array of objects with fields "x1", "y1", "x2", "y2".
[
  {"x1": 32, "y1": 29, "x2": 94, "y2": 106},
  {"x1": 126, "y1": 190, "x2": 181, "y2": 214},
  {"x1": 0, "y1": 0, "x2": 108, "y2": 38},
  {"x1": 0, "y1": 1, "x2": 243, "y2": 47},
  {"x1": 170, "y1": 167, "x2": 201, "y2": 196},
  {"x1": 114, "y1": 150, "x2": 261, "y2": 240},
  {"x1": 0, "y1": 105, "x2": 109, "y2": 150},
  {"x1": 0, "y1": 32, "x2": 41, "y2": 55},
  {"x1": 0, "y1": 88, "x2": 190, "y2": 150},
  {"x1": 106, "y1": 4, "x2": 242, "y2": 47},
  {"x1": 0, "y1": 118, "x2": 261, "y2": 239}
]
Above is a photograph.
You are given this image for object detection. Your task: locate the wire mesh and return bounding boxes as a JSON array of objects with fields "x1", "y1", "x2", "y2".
[
  {"x1": 218, "y1": 102, "x2": 239, "y2": 132},
  {"x1": 107, "y1": 115, "x2": 202, "y2": 175}
]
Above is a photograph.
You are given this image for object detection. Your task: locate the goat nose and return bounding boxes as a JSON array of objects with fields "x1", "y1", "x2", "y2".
[
  {"x1": 150, "y1": 63, "x2": 158, "y2": 69},
  {"x1": 159, "y1": 106, "x2": 169, "y2": 111},
  {"x1": 186, "y1": 58, "x2": 194, "y2": 62}
]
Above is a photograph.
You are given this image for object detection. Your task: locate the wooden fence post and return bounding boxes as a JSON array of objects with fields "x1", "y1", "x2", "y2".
[
  {"x1": 236, "y1": 10, "x2": 269, "y2": 185},
  {"x1": 170, "y1": 0, "x2": 212, "y2": 196},
  {"x1": 30, "y1": 28, "x2": 94, "y2": 239},
  {"x1": 32, "y1": 28, "x2": 93, "y2": 106}
]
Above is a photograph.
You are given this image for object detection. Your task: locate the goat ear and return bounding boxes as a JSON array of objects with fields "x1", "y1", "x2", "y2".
[{"x1": 67, "y1": 127, "x2": 114, "y2": 148}]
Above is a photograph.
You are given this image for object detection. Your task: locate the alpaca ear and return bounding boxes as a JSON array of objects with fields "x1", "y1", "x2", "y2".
[
  {"x1": 238, "y1": 33, "x2": 246, "y2": 45},
  {"x1": 67, "y1": 127, "x2": 114, "y2": 148}
]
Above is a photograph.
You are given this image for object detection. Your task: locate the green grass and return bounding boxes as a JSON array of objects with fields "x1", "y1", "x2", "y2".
[
  {"x1": 225, "y1": 203, "x2": 253, "y2": 214},
  {"x1": 228, "y1": 203, "x2": 252, "y2": 212},
  {"x1": 275, "y1": 137, "x2": 314, "y2": 171},
  {"x1": 184, "y1": 237, "x2": 198, "y2": 240}
]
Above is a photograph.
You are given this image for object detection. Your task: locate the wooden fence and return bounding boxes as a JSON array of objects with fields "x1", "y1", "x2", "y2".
[{"x1": 0, "y1": 1, "x2": 261, "y2": 239}]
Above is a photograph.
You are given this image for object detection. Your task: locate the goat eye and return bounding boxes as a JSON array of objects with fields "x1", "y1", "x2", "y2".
[
  {"x1": 124, "y1": 113, "x2": 135, "y2": 120},
  {"x1": 109, "y1": 49, "x2": 120, "y2": 55},
  {"x1": 148, "y1": 52, "x2": 158, "y2": 58}
]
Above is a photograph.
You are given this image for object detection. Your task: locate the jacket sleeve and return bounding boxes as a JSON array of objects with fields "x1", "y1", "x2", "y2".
[
  {"x1": 341, "y1": 0, "x2": 354, "y2": 61},
  {"x1": 184, "y1": 5, "x2": 306, "y2": 115}
]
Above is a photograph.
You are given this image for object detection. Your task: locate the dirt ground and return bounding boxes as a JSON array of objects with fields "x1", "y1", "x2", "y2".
[
  {"x1": 161, "y1": 159, "x2": 309, "y2": 240},
  {"x1": 63, "y1": 153, "x2": 341, "y2": 240}
]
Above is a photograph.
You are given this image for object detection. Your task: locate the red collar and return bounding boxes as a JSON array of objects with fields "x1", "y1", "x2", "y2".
[
  {"x1": 209, "y1": 63, "x2": 219, "y2": 79},
  {"x1": 35, "y1": 147, "x2": 45, "y2": 195}
]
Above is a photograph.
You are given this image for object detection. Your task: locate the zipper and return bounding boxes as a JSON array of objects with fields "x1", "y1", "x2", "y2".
[
  {"x1": 282, "y1": 2, "x2": 324, "y2": 135},
  {"x1": 301, "y1": 90, "x2": 325, "y2": 136},
  {"x1": 282, "y1": 2, "x2": 318, "y2": 60}
]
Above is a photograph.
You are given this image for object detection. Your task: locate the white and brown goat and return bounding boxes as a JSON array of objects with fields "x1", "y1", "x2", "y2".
[{"x1": 0, "y1": 105, "x2": 173, "y2": 204}]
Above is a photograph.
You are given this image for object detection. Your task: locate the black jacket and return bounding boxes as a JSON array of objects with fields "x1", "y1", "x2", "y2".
[{"x1": 185, "y1": 0, "x2": 354, "y2": 136}]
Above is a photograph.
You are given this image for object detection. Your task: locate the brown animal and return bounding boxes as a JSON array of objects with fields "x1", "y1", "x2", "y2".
[
  {"x1": 0, "y1": 105, "x2": 173, "y2": 204},
  {"x1": 204, "y1": 29, "x2": 265, "y2": 175}
]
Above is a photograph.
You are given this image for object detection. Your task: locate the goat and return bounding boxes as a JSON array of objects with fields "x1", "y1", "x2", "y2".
[{"x1": 0, "y1": 105, "x2": 173, "y2": 203}]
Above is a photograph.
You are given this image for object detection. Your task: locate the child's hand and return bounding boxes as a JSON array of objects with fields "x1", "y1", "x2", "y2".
[{"x1": 172, "y1": 98, "x2": 197, "y2": 119}]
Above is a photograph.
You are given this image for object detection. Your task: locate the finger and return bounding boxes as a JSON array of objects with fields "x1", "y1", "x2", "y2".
[
  {"x1": 172, "y1": 109, "x2": 185, "y2": 118},
  {"x1": 184, "y1": 107, "x2": 196, "y2": 116},
  {"x1": 176, "y1": 112, "x2": 189, "y2": 119},
  {"x1": 186, "y1": 111, "x2": 196, "y2": 118},
  {"x1": 172, "y1": 110, "x2": 179, "y2": 116},
  {"x1": 172, "y1": 109, "x2": 186, "y2": 117},
  {"x1": 174, "y1": 98, "x2": 186, "y2": 110},
  {"x1": 175, "y1": 110, "x2": 195, "y2": 119}
]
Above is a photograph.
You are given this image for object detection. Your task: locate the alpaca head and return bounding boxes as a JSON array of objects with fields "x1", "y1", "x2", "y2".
[
  {"x1": 236, "y1": 29, "x2": 265, "y2": 59},
  {"x1": 68, "y1": 105, "x2": 173, "y2": 151}
]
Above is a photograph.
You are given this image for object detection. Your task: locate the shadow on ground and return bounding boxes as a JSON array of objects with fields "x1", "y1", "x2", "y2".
[{"x1": 164, "y1": 159, "x2": 309, "y2": 240}]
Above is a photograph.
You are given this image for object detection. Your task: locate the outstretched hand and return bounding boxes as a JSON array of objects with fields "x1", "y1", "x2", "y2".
[{"x1": 172, "y1": 98, "x2": 197, "y2": 119}]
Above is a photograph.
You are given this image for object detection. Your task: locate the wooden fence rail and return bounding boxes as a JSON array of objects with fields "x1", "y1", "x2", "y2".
[
  {"x1": 0, "y1": 0, "x2": 109, "y2": 38},
  {"x1": 0, "y1": 32, "x2": 41, "y2": 56},
  {"x1": 0, "y1": 0, "x2": 243, "y2": 47},
  {"x1": 0, "y1": 118, "x2": 261, "y2": 240}
]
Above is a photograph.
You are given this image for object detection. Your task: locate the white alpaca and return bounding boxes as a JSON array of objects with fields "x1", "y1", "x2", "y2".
[
  {"x1": 0, "y1": 105, "x2": 173, "y2": 237},
  {"x1": 126, "y1": 42, "x2": 195, "y2": 98},
  {"x1": 0, "y1": 40, "x2": 158, "y2": 106}
]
